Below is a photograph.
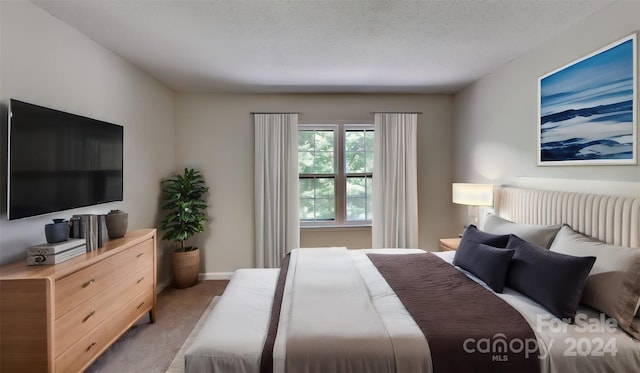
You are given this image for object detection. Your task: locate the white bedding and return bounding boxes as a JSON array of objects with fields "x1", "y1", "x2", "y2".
[
  {"x1": 185, "y1": 249, "x2": 640, "y2": 373},
  {"x1": 185, "y1": 269, "x2": 278, "y2": 372},
  {"x1": 274, "y1": 248, "x2": 399, "y2": 372}
]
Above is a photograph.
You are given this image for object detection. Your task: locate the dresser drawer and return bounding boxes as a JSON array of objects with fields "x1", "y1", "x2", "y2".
[
  {"x1": 54, "y1": 262, "x2": 152, "y2": 357},
  {"x1": 113, "y1": 239, "x2": 153, "y2": 279},
  {"x1": 116, "y1": 263, "x2": 153, "y2": 306},
  {"x1": 55, "y1": 313, "x2": 114, "y2": 373},
  {"x1": 115, "y1": 286, "x2": 154, "y2": 332},
  {"x1": 55, "y1": 256, "x2": 116, "y2": 318},
  {"x1": 55, "y1": 282, "x2": 120, "y2": 357},
  {"x1": 55, "y1": 287, "x2": 154, "y2": 373}
]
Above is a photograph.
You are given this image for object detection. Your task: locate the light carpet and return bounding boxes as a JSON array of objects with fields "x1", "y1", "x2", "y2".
[{"x1": 165, "y1": 296, "x2": 220, "y2": 373}]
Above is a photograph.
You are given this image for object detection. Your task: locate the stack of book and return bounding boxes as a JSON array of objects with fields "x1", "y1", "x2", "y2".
[
  {"x1": 26, "y1": 238, "x2": 87, "y2": 266},
  {"x1": 72, "y1": 214, "x2": 107, "y2": 251}
]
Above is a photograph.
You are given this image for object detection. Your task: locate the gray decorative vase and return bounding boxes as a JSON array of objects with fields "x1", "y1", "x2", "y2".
[
  {"x1": 45, "y1": 219, "x2": 68, "y2": 243},
  {"x1": 105, "y1": 210, "x2": 128, "y2": 239}
]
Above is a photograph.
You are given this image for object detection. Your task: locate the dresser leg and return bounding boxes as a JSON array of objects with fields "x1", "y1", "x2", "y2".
[{"x1": 149, "y1": 309, "x2": 156, "y2": 324}]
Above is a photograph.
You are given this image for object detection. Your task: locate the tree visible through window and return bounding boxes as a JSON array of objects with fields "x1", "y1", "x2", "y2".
[
  {"x1": 299, "y1": 124, "x2": 373, "y2": 225},
  {"x1": 299, "y1": 129, "x2": 335, "y2": 221},
  {"x1": 345, "y1": 129, "x2": 373, "y2": 221}
]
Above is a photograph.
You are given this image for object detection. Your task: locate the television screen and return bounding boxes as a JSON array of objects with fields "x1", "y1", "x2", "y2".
[{"x1": 8, "y1": 99, "x2": 123, "y2": 220}]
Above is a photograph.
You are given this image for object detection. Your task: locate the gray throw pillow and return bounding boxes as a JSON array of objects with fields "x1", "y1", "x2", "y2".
[
  {"x1": 550, "y1": 226, "x2": 640, "y2": 339},
  {"x1": 484, "y1": 214, "x2": 561, "y2": 249}
]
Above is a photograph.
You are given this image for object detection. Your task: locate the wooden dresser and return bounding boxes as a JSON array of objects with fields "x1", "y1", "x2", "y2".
[{"x1": 0, "y1": 229, "x2": 157, "y2": 373}]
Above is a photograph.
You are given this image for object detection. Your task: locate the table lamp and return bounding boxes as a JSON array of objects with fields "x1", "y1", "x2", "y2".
[{"x1": 452, "y1": 183, "x2": 494, "y2": 227}]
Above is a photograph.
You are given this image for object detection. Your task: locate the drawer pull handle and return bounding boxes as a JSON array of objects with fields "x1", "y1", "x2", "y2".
[
  {"x1": 137, "y1": 302, "x2": 145, "y2": 309},
  {"x1": 136, "y1": 277, "x2": 145, "y2": 284},
  {"x1": 86, "y1": 342, "x2": 96, "y2": 351},
  {"x1": 83, "y1": 310, "x2": 96, "y2": 323},
  {"x1": 137, "y1": 253, "x2": 144, "y2": 258},
  {"x1": 82, "y1": 279, "x2": 96, "y2": 288}
]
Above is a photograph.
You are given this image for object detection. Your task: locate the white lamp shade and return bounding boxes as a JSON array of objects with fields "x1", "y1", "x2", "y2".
[{"x1": 452, "y1": 183, "x2": 494, "y2": 206}]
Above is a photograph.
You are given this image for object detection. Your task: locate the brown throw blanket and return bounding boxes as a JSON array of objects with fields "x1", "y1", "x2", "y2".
[
  {"x1": 260, "y1": 254, "x2": 290, "y2": 373},
  {"x1": 368, "y1": 253, "x2": 540, "y2": 373}
]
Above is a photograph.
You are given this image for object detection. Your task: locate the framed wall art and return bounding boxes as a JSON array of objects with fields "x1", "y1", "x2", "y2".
[{"x1": 538, "y1": 33, "x2": 637, "y2": 165}]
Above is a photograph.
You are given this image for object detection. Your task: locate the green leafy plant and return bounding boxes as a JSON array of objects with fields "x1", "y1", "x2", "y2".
[{"x1": 160, "y1": 168, "x2": 209, "y2": 252}]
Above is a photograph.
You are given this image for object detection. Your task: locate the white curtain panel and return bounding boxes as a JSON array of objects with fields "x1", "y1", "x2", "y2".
[
  {"x1": 254, "y1": 113, "x2": 300, "y2": 268},
  {"x1": 372, "y1": 113, "x2": 419, "y2": 248}
]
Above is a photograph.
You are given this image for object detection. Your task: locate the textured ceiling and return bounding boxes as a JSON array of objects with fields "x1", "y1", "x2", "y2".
[{"x1": 33, "y1": 0, "x2": 614, "y2": 93}]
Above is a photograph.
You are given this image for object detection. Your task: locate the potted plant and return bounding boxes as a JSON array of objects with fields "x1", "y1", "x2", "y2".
[{"x1": 160, "y1": 168, "x2": 209, "y2": 288}]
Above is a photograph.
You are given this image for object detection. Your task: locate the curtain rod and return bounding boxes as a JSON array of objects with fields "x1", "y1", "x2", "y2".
[
  {"x1": 251, "y1": 112, "x2": 302, "y2": 114},
  {"x1": 371, "y1": 111, "x2": 423, "y2": 114}
]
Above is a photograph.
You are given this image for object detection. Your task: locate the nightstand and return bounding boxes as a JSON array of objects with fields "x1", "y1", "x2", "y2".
[{"x1": 439, "y1": 238, "x2": 461, "y2": 251}]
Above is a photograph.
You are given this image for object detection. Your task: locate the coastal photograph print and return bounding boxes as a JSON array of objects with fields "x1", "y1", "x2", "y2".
[{"x1": 538, "y1": 33, "x2": 637, "y2": 165}]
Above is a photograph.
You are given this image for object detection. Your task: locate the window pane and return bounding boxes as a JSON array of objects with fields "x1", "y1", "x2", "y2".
[
  {"x1": 366, "y1": 176, "x2": 373, "y2": 220},
  {"x1": 345, "y1": 131, "x2": 364, "y2": 152},
  {"x1": 299, "y1": 178, "x2": 314, "y2": 199},
  {"x1": 346, "y1": 177, "x2": 366, "y2": 198},
  {"x1": 299, "y1": 199, "x2": 315, "y2": 220},
  {"x1": 298, "y1": 130, "x2": 315, "y2": 174},
  {"x1": 364, "y1": 130, "x2": 374, "y2": 172},
  {"x1": 299, "y1": 177, "x2": 335, "y2": 222},
  {"x1": 365, "y1": 131, "x2": 374, "y2": 151},
  {"x1": 345, "y1": 151, "x2": 366, "y2": 173},
  {"x1": 299, "y1": 130, "x2": 314, "y2": 151},
  {"x1": 315, "y1": 198, "x2": 335, "y2": 220},
  {"x1": 365, "y1": 151, "x2": 374, "y2": 173},
  {"x1": 315, "y1": 177, "x2": 335, "y2": 198},
  {"x1": 298, "y1": 151, "x2": 314, "y2": 174},
  {"x1": 345, "y1": 129, "x2": 373, "y2": 173},
  {"x1": 346, "y1": 197, "x2": 366, "y2": 221},
  {"x1": 315, "y1": 152, "x2": 334, "y2": 174},
  {"x1": 346, "y1": 176, "x2": 372, "y2": 221},
  {"x1": 299, "y1": 129, "x2": 335, "y2": 175},
  {"x1": 315, "y1": 131, "x2": 334, "y2": 151}
]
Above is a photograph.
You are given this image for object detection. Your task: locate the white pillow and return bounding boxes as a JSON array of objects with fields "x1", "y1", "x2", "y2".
[
  {"x1": 550, "y1": 225, "x2": 640, "y2": 340},
  {"x1": 483, "y1": 214, "x2": 561, "y2": 249}
]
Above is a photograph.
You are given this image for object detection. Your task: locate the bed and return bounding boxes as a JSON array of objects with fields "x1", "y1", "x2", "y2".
[{"x1": 185, "y1": 186, "x2": 640, "y2": 373}]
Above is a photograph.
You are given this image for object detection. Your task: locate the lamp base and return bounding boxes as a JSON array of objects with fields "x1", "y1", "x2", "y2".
[{"x1": 466, "y1": 205, "x2": 480, "y2": 227}]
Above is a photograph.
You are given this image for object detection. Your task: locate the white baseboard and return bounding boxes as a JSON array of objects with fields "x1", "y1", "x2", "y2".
[{"x1": 199, "y1": 272, "x2": 234, "y2": 280}]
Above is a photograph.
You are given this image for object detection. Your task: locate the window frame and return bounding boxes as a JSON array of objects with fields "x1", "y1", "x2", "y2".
[
  {"x1": 342, "y1": 124, "x2": 374, "y2": 223},
  {"x1": 298, "y1": 122, "x2": 374, "y2": 228}
]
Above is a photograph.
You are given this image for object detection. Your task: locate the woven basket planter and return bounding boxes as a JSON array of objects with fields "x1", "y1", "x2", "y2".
[{"x1": 172, "y1": 248, "x2": 200, "y2": 289}]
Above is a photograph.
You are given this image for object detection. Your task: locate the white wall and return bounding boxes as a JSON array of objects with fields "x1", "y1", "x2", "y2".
[
  {"x1": 0, "y1": 2, "x2": 176, "y2": 283},
  {"x1": 174, "y1": 93, "x2": 455, "y2": 273},
  {"x1": 453, "y1": 1, "x2": 640, "y2": 224}
]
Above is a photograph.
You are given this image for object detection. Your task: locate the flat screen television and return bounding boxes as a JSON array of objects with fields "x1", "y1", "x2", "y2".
[{"x1": 8, "y1": 99, "x2": 123, "y2": 220}]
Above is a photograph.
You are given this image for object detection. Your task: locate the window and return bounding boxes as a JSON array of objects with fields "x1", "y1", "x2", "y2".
[
  {"x1": 298, "y1": 123, "x2": 374, "y2": 225},
  {"x1": 344, "y1": 128, "x2": 374, "y2": 221}
]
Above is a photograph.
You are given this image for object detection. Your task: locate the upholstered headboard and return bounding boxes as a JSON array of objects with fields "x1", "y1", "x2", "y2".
[{"x1": 494, "y1": 187, "x2": 640, "y2": 248}]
